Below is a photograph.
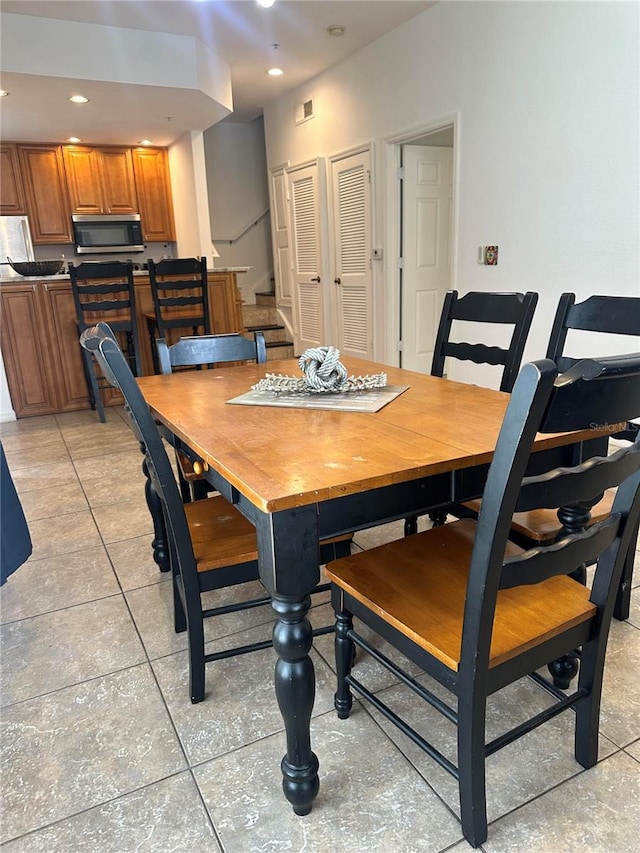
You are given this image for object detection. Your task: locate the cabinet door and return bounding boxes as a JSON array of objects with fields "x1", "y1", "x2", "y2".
[
  {"x1": 131, "y1": 147, "x2": 175, "y2": 242},
  {"x1": 42, "y1": 281, "x2": 91, "y2": 411},
  {"x1": 0, "y1": 284, "x2": 61, "y2": 416},
  {"x1": 100, "y1": 147, "x2": 137, "y2": 214},
  {"x1": 63, "y1": 146, "x2": 105, "y2": 215},
  {"x1": 19, "y1": 145, "x2": 72, "y2": 244},
  {"x1": 0, "y1": 144, "x2": 27, "y2": 215}
]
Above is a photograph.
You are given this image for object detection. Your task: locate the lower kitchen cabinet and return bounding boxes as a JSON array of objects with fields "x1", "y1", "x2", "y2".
[
  {"x1": 1, "y1": 272, "x2": 244, "y2": 417},
  {"x1": 0, "y1": 283, "x2": 65, "y2": 417}
]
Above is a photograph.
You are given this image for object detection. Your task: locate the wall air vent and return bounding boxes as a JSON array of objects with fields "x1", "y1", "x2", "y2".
[{"x1": 294, "y1": 98, "x2": 314, "y2": 125}]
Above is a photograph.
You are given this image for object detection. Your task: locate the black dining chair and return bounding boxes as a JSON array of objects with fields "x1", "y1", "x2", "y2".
[
  {"x1": 463, "y1": 293, "x2": 640, "y2": 620},
  {"x1": 147, "y1": 257, "x2": 210, "y2": 373},
  {"x1": 404, "y1": 289, "x2": 538, "y2": 534},
  {"x1": 156, "y1": 332, "x2": 267, "y2": 502},
  {"x1": 327, "y1": 353, "x2": 640, "y2": 848},
  {"x1": 69, "y1": 260, "x2": 141, "y2": 423},
  {"x1": 80, "y1": 322, "x2": 351, "y2": 704}
]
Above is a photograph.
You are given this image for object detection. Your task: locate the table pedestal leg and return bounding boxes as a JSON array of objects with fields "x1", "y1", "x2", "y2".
[
  {"x1": 140, "y1": 450, "x2": 170, "y2": 573},
  {"x1": 271, "y1": 594, "x2": 319, "y2": 816}
]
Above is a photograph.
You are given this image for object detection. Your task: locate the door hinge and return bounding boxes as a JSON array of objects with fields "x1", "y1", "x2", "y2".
[
  {"x1": 397, "y1": 257, "x2": 405, "y2": 269},
  {"x1": 397, "y1": 340, "x2": 404, "y2": 352},
  {"x1": 397, "y1": 167, "x2": 405, "y2": 180}
]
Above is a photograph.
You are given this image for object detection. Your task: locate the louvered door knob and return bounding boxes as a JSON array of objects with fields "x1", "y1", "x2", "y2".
[
  {"x1": 334, "y1": 277, "x2": 341, "y2": 284},
  {"x1": 310, "y1": 276, "x2": 321, "y2": 282}
]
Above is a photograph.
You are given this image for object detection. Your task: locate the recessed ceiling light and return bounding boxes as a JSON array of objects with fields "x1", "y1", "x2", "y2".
[
  {"x1": 327, "y1": 25, "x2": 346, "y2": 37},
  {"x1": 267, "y1": 67, "x2": 284, "y2": 77},
  {"x1": 68, "y1": 94, "x2": 89, "y2": 104},
  {"x1": 257, "y1": 0, "x2": 275, "y2": 8},
  {"x1": 139, "y1": 139, "x2": 153, "y2": 146},
  {"x1": 68, "y1": 137, "x2": 82, "y2": 143},
  {"x1": 0, "y1": 90, "x2": 10, "y2": 97}
]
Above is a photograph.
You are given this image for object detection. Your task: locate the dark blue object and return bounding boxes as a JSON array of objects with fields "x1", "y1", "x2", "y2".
[{"x1": 1, "y1": 441, "x2": 32, "y2": 585}]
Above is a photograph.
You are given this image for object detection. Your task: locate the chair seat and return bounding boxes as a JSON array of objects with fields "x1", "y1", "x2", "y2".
[
  {"x1": 186, "y1": 496, "x2": 259, "y2": 571},
  {"x1": 187, "y1": 495, "x2": 353, "y2": 573},
  {"x1": 326, "y1": 519, "x2": 595, "y2": 671},
  {"x1": 463, "y1": 488, "x2": 616, "y2": 543}
]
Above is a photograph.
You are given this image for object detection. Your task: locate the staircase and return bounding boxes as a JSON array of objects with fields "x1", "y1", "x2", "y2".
[{"x1": 242, "y1": 291, "x2": 294, "y2": 361}]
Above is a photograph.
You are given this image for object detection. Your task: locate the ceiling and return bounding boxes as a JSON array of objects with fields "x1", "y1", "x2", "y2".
[{"x1": 0, "y1": 0, "x2": 435, "y2": 145}]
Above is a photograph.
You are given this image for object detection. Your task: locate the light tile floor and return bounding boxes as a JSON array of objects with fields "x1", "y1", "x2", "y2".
[{"x1": 1, "y1": 408, "x2": 639, "y2": 852}]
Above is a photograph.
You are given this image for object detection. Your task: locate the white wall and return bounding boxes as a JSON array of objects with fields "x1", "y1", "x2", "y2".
[
  {"x1": 204, "y1": 118, "x2": 273, "y2": 303},
  {"x1": 168, "y1": 131, "x2": 217, "y2": 263},
  {"x1": 263, "y1": 0, "x2": 640, "y2": 382}
]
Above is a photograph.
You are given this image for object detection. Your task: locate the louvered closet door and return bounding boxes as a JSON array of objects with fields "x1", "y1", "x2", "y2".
[
  {"x1": 330, "y1": 149, "x2": 373, "y2": 359},
  {"x1": 288, "y1": 161, "x2": 324, "y2": 352}
]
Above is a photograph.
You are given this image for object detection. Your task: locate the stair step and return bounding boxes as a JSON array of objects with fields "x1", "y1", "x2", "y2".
[
  {"x1": 265, "y1": 341, "x2": 295, "y2": 361},
  {"x1": 242, "y1": 304, "x2": 276, "y2": 327},
  {"x1": 255, "y1": 291, "x2": 276, "y2": 306},
  {"x1": 244, "y1": 325, "x2": 287, "y2": 344}
]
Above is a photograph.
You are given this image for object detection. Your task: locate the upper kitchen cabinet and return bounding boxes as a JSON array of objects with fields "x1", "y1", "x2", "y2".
[
  {"x1": 18, "y1": 145, "x2": 72, "y2": 244},
  {"x1": 131, "y1": 147, "x2": 175, "y2": 242},
  {"x1": 63, "y1": 145, "x2": 137, "y2": 215},
  {"x1": 0, "y1": 144, "x2": 27, "y2": 215}
]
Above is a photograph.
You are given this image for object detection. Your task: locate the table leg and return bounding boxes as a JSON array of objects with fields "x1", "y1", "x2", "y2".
[
  {"x1": 257, "y1": 505, "x2": 322, "y2": 815},
  {"x1": 272, "y1": 594, "x2": 319, "y2": 815}
]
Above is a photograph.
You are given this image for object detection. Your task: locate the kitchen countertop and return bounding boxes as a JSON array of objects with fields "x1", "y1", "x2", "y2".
[{"x1": 0, "y1": 266, "x2": 252, "y2": 285}]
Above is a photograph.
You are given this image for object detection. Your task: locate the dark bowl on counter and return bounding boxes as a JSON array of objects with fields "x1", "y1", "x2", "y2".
[{"x1": 6, "y1": 258, "x2": 66, "y2": 277}]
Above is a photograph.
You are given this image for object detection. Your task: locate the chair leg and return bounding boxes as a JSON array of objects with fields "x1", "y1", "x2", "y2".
[
  {"x1": 404, "y1": 515, "x2": 418, "y2": 536},
  {"x1": 613, "y1": 519, "x2": 637, "y2": 621},
  {"x1": 188, "y1": 617, "x2": 206, "y2": 705},
  {"x1": 574, "y1": 636, "x2": 603, "y2": 769},
  {"x1": 457, "y1": 692, "x2": 489, "y2": 848},
  {"x1": 429, "y1": 508, "x2": 448, "y2": 527},
  {"x1": 81, "y1": 346, "x2": 106, "y2": 423},
  {"x1": 334, "y1": 606, "x2": 354, "y2": 719}
]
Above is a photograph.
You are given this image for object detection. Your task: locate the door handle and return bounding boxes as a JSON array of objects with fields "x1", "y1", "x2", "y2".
[
  {"x1": 311, "y1": 276, "x2": 321, "y2": 283},
  {"x1": 334, "y1": 277, "x2": 341, "y2": 285}
]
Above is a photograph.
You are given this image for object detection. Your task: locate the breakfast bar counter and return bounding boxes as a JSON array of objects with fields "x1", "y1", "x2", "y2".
[{"x1": 0, "y1": 269, "x2": 245, "y2": 418}]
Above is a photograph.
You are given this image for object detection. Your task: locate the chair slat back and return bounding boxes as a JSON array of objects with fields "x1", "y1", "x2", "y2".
[
  {"x1": 69, "y1": 261, "x2": 142, "y2": 375},
  {"x1": 546, "y1": 293, "x2": 640, "y2": 374},
  {"x1": 79, "y1": 322, "x2": 196, "y2": 570},
  {"x1": 157, "y1": 332, "x2": 267, "y2": 374},
  {"x1": 148, "y1": 257, "x2": 210, "y2": 336},
  {"x1": 461, "y1": 355, "x2": 640, "y2": 671},
  {"x1": 431, "y1": 290, "x2": 538, "y2": 391}
]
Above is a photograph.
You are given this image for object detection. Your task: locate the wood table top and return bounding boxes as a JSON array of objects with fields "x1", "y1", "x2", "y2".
[{"x1": 137, "y1": 357, "x2": 595, "y2": 513}]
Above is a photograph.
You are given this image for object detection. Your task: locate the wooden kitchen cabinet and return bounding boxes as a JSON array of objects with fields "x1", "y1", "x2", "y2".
[
  {"x1": 63, "y1": 145, "x2": 137, "y2": 215},
  {"x1": 0, "y1": 283, "x2": 63, "y2": 416},
  {"x1": 0, "y1": 144, "x2": 27, "y2": 215},
  {"x1": 131, "y1": 147, "x2": 175, "y2": 242},
  {"x1": 1, "y1": 271, "x2": 243, "y2": 417},
  {"x1": 42, "y1": 280, "x2": 92, "y2": 411},
  {"x1": 18, "y1": 145, "x2": 72, "y2": 244}
]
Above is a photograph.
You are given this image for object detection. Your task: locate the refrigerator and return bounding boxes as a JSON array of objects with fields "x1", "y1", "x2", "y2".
[{"x1": 0, "y1": 216, "x2": 35, "y2": 279}]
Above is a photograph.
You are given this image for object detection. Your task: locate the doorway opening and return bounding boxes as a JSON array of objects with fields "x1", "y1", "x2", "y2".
[
  {"x1": 400, "y1": 126, "x2": 454, "y2": 372},
  {"x1": 383, "y1": 118, "x2": 457, "y2": 370}
]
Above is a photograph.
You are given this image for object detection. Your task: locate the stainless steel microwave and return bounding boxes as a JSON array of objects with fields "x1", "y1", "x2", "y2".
[{"x1": 71, "y1": 214, "x2": 145, "y2": 254}]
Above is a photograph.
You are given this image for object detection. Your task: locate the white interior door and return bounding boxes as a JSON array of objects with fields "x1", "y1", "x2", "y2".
[
  {"x1": 401, "y1": 145, "x2": 453, "y2": 373},
  {"x1": 329, "y1": 149, "x2": 373, "y2": 359},
  {"x1": 287, "y1": 161, "x2": 324, "y2": 352},
  {"x1": 269, "y1": 167, "x2": 291, "y2": 307}
]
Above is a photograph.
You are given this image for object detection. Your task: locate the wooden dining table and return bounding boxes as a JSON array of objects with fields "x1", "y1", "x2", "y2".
[{"x1": 136, "y1": 355, "x2": 604, "y2": 816}]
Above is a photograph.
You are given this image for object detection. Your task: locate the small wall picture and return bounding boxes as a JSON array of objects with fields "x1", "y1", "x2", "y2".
[{"x1": 484, "y1": 246, "x2": 498, "y2": 265}]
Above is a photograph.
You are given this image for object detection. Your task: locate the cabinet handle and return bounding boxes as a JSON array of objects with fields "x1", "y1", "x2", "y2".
[
  {"x1": 334, "y1": 277, "x2": 341, "y2": 285},
  {"x1": 310, "y1": 276, "x2": 321, "y2": 283}
]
